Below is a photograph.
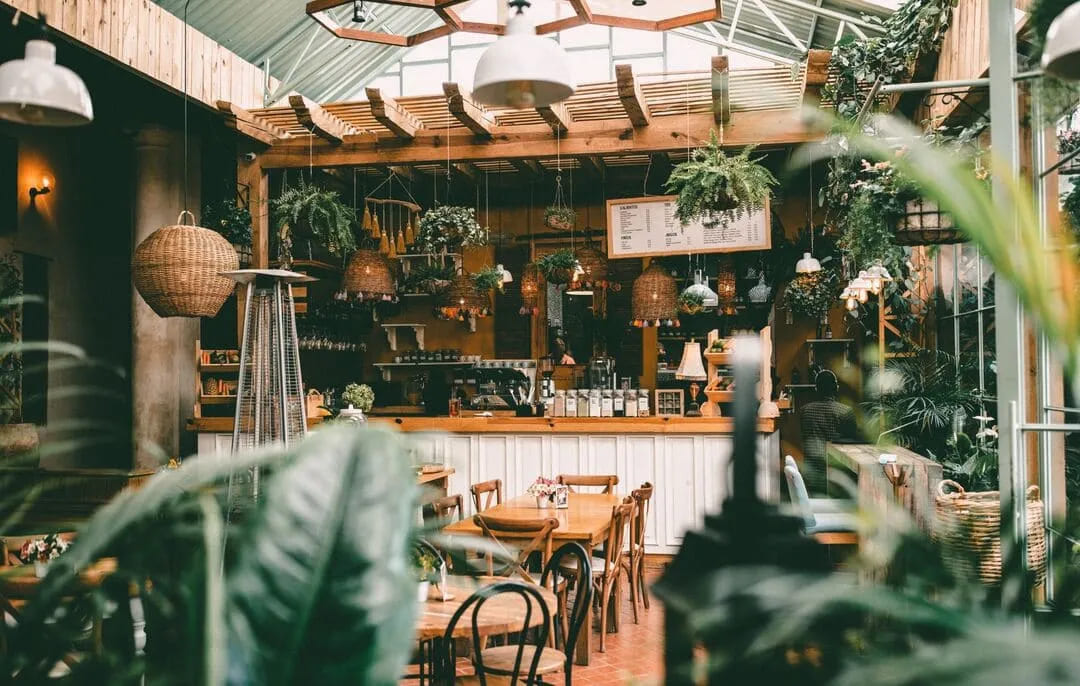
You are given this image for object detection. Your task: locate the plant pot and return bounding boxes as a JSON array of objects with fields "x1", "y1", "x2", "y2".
[
  {"x1": 534, "y1": 495, "x2": 552, "y2": 508},
  {"x1": 34, "y1": 561, "x2": 47, "y2": 578},
  {"x1": 545, "y1": 215, "x2": 574, "y2": 232},
  {"x1": 544, "y1": 267, "x2": 574, "y2": 285},
  {"x1": 339, "y1": 404, "x2": 367, "y2": 424},
  {"x1": 417, "y1": 580, "x2": 430, "y2": 602}
]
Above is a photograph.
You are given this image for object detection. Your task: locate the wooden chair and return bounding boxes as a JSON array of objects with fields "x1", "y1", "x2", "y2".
[
  {"x1": 470, "y1": 479, "x2": 503, "y2": 513},
  {"x1": 622, "y1": 482, "x2": 654, "y2": 621},
  {"x1": 556, "y1": 474, "x2": 618, "y2": 494},
  {"x1": 480, "y1": 543, "x2": 592, "y2": 685},
  {"x1": 439, "y1": 581, "x2": 552, "y2": 686},
  {"x1": 594, "y1": 497, "x2": 634, "y2": 652},
  {"x1": 425, "y1": 494, "x2": 465, "y2": 525},
  {"x1": 473, "y1": 514, "x2": 559, "y2": 585}
]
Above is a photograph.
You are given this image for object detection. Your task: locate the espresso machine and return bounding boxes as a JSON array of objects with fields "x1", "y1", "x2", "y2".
[
  {"x1": 467, "y1": 360, "x2": 536, "y2": 411},
  {"x1": 589, "y1": 357, "x2": 616, "y2": 389}
]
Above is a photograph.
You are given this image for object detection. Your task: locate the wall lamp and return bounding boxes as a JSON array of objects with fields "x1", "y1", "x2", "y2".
[{"x1": 29, "y1": 175, "x2": 51, "y2": 202}]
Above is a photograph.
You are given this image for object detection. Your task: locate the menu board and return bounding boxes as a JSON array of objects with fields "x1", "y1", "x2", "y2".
[{"x1": 606, "y1": 195, "x2": 770, "y2": 258}]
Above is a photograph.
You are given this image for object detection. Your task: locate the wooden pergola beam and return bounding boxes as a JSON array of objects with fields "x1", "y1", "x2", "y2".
[
  {"x1": 802, "y1": 49, "x2": 831, "y2": 106},
  {"x1": 510, "y1": 159, "x2": 544, "y2": 179},
  {"x1": 366, "y1": 87, "x2": 423, "y2": 140},
  {"x1": 615, "y1": 64, "x2": 650, "y2": 128},
  {"x1": 217, "y1": 101, "x2": 287, "y2": 146},
  {"x1": 577, "y1": 155, "x2": 604, "y2": 178},
  {"x1": 712, "y1": 55, "x2": 730, "y2": 125},
  {"x1": 388, "y1": 165, "x2": 416, "y2": 182},
  {"x1": 453, "y1": 162, "x2": 480, "y2": 183},
  {"x1": 257, "y1": 109, "x2": 819, "y2": 169},
  {"x1": 288, "y1": 95, "x2": 348, "y2": 145},
  {"x1": 536, "y1": 102, "x2": 570, "y2": 135},
  {"x1": 443, "y1": 82, "x2": 494, "y2": 138}
]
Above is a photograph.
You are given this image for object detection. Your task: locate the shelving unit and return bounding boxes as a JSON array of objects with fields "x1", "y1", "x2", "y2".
[
  {"x1": 700, "y1": 327, "x2": 774, "y2": 418},
  {"x1": 806, "y1": 338, "x2": 855, "y2": 367},
  {"x1": 372, "y1": 360, "x2": 474, "y2": 381},
  {"x1": 381, "y1": 323, "x2": 426, "y2": 351},
  {"x1": 194, "y1": 341, "x2": 240, "y2": 418}
]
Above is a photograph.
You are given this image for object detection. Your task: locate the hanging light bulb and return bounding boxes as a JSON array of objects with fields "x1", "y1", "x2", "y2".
[
  {"x1": 352, "y1": 0, "x2": 367, "y2": 23},
  {"x1": 866, "y1": 261, "x2": 892, "y2": 294},
  {"x1": 794, "y1": 252, "x2": 822, "y2": 274},
  {"x1": 0, "y1": 25, "x2": 93, "y2": 126},
  {"x1": 472, "y1": 0, "x2": 575, "y2": 108},
  {"x1": 681, "y1": 269, "x2": 719, "y2": 308}
]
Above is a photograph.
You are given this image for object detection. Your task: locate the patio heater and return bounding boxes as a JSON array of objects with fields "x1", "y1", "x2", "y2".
[{"x1": 227, "y1": 269, "x2": 316, "y2": 502}]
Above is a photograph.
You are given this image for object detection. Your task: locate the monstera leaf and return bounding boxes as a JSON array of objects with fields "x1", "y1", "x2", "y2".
[{"x1": 225, "y1": 425, "x2": 418, "y2": 685}]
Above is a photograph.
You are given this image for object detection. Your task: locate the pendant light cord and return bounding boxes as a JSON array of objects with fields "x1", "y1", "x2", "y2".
[{"x1": 183, "y1": 0, "x2": 191, "y2": 216}]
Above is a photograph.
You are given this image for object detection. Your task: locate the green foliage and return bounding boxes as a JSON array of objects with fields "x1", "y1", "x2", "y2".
[
  {"x1": 202, "y1": 199, "x2": 253, "y2": 246},
  {"x1": 544, "y1": 205, "x2": 576, "y2": 230},
  {"x1": 0, "y1": 254, "x2": 22, "y2": 423},
  {"x1": 783, "y1": 269, "x2": 840, "y2": 319},
  {"x1": 410, "y1": 546, "x2": 441, "y2": 584},
  {"x1": 271, "y1": 180, "x2": 358, "y2": 266},
  {"x1": 839, "y1": 193, "x2": 906, "y2": 275},
  {"x1": 822, "y1": 0, "x2": 957, "y2": 120},
  {"x1": 678, "y1": 290, "x2": 706, "y2": 315},
  {"x1": 665, "y1": 131, "x2": 777, "y2": 225},
  {"x1": 416, "y1": 206, "x2": 487, "y2": 253},
  {"x1": 340, "y1": 383, "x2": 374, "y2": 412},
  {"x1": 936, "y1": 431, "x2": 999, "y2": 493},
  {"x1": 1063, "y1": 183, "x2": 1080, "y2": 242},
  {"x1": 399, "y1": 262, "x2": 455, "y2": 295},
  {"x1": 536, "y1": 248, "x2": 578, "y2": 282},
  {"x1": 470, "y1": 266, "x2": 504, "y2": 293}
]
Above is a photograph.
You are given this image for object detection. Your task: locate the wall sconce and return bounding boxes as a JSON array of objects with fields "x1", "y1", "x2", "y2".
[{"x1": 29, "y1": 175, "x2": 51, "y2": 201}]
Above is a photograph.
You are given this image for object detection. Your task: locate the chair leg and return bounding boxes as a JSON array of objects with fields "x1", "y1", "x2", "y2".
[
  {"x1": 598, "y1": 579, "x2": 611, "y2": 653},
  {"x1": 638, "y1": 555, "x2": 650, "y2": 610},
  {"x1": 625, "y1": 559, "x2": 640, "y2": 624},
  {"x1": 610, "y1": 574, "x2": 622, "y2": 634}
]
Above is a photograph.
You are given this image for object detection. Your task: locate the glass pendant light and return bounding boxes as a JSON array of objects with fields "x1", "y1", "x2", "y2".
[
  {"x1": 681, "y1": 269, "x2": 719, "y2": 308},
  {"x1": 1042, "y1": 2, "x2": 1080, "y2": 80},
  {"x1": 0, "y1": 7, "x2": 93, "y2": 126},
  {"x1": 472, "y1": 0, "x2": 575, "y2": 108},
  {"x1": 795, "y1": 252, "x2": 822, "y2": 274}
]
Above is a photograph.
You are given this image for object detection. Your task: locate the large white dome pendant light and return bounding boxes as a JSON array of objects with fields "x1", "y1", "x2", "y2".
[
  {"x1": 0, "y1": 7, "x2": 93, "y2": 126},
  {"x1": 1042, "y1": 2, "x2": 1080, "y2": 80},
  {"x1": 472, "y1": 0, "x2": 575, "y2": 109}
]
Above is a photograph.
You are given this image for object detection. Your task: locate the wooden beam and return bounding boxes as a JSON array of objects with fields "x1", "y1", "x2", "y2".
[
  {"x1": 712, "y1": 55, "x2": 730, "y2": 125},
  {"x1": 257, "y1": 109, "x2": 820, "y2": 169},
  {"x1": 510, "y1": 159, "x2": 544, "y2": 179},
  {"x1": 387, "y1": 165, "x2": 416, "y2": 182},
  {"x1": 288, "y1": 95, "x2": 348, "y2": 145},
  {"x1": 443, "y1": 82, "x2": 494, "y2": 138},
  {"x1": 648, "y1": 152, "x2": 673, "y2": 190},
  {"x1": 366, "y1": 88, "x2": 423, "y2": 140},
  {"x1": 536, "y1": 102, "x2": 570, "y2": 135},
  {"x1": 238, "y1": 153, "x2": 269, "y2": 269},
  {"x1": 615, "y1": 64, "x2": 651, "y2": 128},
  {"x1": 453, "y1": 162, "x2": 480, "y2": 183},
  {"x1": 217, "y1": 101, "x2": 287, "y2": 146},
  {"x1": 577, "y1": 155, "x2": 604, "y2": 178},
  {"x1": 802, "y1": 49, "x2": 831, "y2": 106}
]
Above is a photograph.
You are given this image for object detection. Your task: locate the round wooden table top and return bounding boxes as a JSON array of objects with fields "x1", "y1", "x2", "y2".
[
  {"x1": 0, "y1": 558, "x2": 117, "y2": 598},
  {"x1": 416, "y1": 575, "x2": 557, "y2": 641}
]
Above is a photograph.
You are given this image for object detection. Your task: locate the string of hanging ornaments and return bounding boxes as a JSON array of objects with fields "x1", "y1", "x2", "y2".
[
  {"x1": 631, "y1": 262, "x2": 679, "y2": 328},
  {"x1": 343, "y1": 172, "x2": 420, "y2": 303},
  {"x1": 132, "y1": 0, "x2": 237, "y2": 318}
]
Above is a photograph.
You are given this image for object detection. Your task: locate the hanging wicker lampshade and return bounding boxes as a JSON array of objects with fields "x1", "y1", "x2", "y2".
[
  {"x1": 631, "y1": 262, "x2": 678, "y2": 328},
  {"x1": 519, "y1": 262, "x2": 540, "y2": 316},
  {"x1": 572, "y1": 244, "x2": 608, "y2": 289},
  {"x1": 132, "y1": 211, "x2": 239, "y2": 318},
  {"x1": 716, "y1": 256, "x2": 737, "y2": 315},
  {"x1": 438, "y1": 272, "x2": 492, "y2": 320},
  {"x1": 343, "y1": 249, "x2": 396, "y2": 302}
]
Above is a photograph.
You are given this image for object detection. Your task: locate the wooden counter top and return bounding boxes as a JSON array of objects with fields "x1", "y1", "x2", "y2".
[{"x1": 188, "y1": 415, "x2": 776, "y2": 434}]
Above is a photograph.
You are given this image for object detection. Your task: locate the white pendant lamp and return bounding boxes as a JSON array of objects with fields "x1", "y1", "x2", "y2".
[
  {"x1": 795, "y1": 252, "x2": 822, "y2": 274},
  {"x1": 496, "y1": 263, "x2": 514, "y2": 284},
  {"x1": 472, "y1": 0, "x2": 575, "y2": 109},
  {"x1": 1042, "y1": 2, "x2": 1080, "y2": 80},
  {"x1": 0, "y1": 37, "x2": 93, "y2": 126},
  {"x1": 681, "y1": 269, "x2": 719, "y2": 308}
]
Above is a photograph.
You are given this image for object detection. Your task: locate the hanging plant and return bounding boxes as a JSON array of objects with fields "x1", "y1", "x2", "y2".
[
  {"x1": 536, "y1": 248, "x2": 578, "y2": 285},
  {"x1": 416, "y1": 206, "x2": 487, "y2": 253},
  {"x1": 544, "y1": 205, "x2": 576, "y2": 232},
  {"x1": 1059, "y1": 129, "x2": 1080, "y2": 158},
  {"x1": 271, "y1": 179, "x2": 357, "y2": 266},
  {"x1": 665, "y1": 131, "x2": 777, "y2": 226},
  {"x1": 783, "y1": 269, "x2": 840, "y2": 320},
  {"x1": 399, "y1": 262, "x2": 455, "y2": 296},
  {"x1": 470, "y1": 266, "x2": 505, "y2": 293},
  {"x1": 202, "y1": 199, "x2": 252, "y2": 246},
  {"x1": 1063, "y1": 183, "x2": 1080, "y2": 242},
  {"x1": 678, "y1": 290, "x2": 706, "y2": 315}
]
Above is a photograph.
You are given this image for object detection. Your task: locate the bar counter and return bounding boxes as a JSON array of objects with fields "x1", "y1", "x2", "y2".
[{"x1": 189, "y1": 413, "x2": 780, "y2": 554}]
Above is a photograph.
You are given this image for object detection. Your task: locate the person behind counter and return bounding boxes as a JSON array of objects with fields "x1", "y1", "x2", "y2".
[
  {"x1": 798, "y1": 369, "x2": 856, "y2": 495},
  {"x1": 552, "y1": 337, "x2": 576, "y2": 366}
]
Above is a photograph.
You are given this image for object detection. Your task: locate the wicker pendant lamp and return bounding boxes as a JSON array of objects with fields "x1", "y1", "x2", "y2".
[
  {"x1": 631, "y1": 262, "x2": 678, "y2": 328},
  {"x1": 439, "y1": 272, "x2": 491, "y2": 320},
  {"x1": 519, "y1": 262, "x2": 540, "y2": 316},
  {"x1": 571, "y1": 244, "x2": 608, "y2": 290},
  {"x1": 716, "y1": 256, "x2": 737, "y2": 315},
  {"x1": 343, "y1": 249, "x2": 396, "y2": 302}
]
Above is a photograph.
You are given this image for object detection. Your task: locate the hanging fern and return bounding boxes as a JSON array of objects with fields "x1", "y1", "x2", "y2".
[
  {"x1": 271, "y1": 179, "x2": 357, "y2": 266},
  {"x1": 470, "y1": 266, "x2": 504, "y2": 293},
  {"x1": 664, "y1": 131, "x2": 777, "y2": 226}
]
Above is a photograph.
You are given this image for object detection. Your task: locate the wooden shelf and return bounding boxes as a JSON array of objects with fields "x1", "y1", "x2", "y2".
[
  {"x1": 394, "y1": 253, "x2": 461, "y2": 260},
  {"x1": 199, "y1": 363, "x2": 239, "y2": 373},
  {"x1": 199, "y1": 394, "x2": 237, "y2": 405},
  {"x1": 373, "y1": 362, "x2": 473, "y2": 368},
  {"x1": 704, "y1": 351, "x2": 734, "y2": 365},
  {"x1": 806, "y1": 338, "x2": 855, "y2": 345},
  {"x1": 784, "y1": 384, "x2": 816, "y2": 390},
  {"x1": 704, "y1": 389, "x2": 735, "y2": 403}
]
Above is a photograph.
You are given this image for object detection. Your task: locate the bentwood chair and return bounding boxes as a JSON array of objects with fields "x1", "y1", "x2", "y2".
[
  {"x1": 439, "y1": 581, "x2": 553, "y2": 686},
  {"x1": 426, "y1": 494, "x2": 465, "y2": 525},
  {"x1": 556, "y1": 474, "x2": 618, "y2": 494},
  {"x1": 470, "y1": 479, "x2": 503, "y2": 513},
  {"x1": 480, "y1": 543, "x2": 592, "y2": 686},
  {"x1": 473, "y1": 514, "x2": 559, "y2": 585},
  {"x1": 622, "y1": 483, "x2": 654, "y2": 621}
]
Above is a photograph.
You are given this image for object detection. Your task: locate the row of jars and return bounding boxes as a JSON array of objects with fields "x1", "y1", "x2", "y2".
[
  {"x1": 547, "y1": 389, "x2": 652, "y2": 418},
  {"x1": 393, "y1": 349, "x2": 471, "y2": 364}
]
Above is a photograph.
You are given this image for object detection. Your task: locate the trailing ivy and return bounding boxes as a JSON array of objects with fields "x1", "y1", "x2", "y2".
[{"x1": 822, "y1": 0, "x2": 958, "y2": 120}]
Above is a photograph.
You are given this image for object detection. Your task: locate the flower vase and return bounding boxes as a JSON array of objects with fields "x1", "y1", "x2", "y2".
[
  {"x1": 535, "y1": 495, "x2": 551, "y2": 508},
  {"x1": 417, "y1": 580, "x2": 430, "y2": 602},
  {"x1": 339, "y1": 404, "x2": 367, "y2": 424},
  {"x1": 34, "y1": 561, "x2": 47, "y2": 578}
]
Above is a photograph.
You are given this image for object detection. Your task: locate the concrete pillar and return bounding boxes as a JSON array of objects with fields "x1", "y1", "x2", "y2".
[{"x1": 131, "y1": 127, "x2": 200, "y2": 470}]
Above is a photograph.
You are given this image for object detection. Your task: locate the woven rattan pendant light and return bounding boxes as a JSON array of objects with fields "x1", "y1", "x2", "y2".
[
  {"x1": 631, "y1": 262, "x2": 678, "y2": 327},
  {"x1": 716, "y1": 255, "x2": 737, "y2": 315},
  {"x1": 343, "y1": 249, "x2": 396, "y2": 302},
  {"x1": 131, "y1": 8, "x2": 236, "y2": 318},
  {"x1": 439, "y1": 272, "x2": 491, "y2": 320},
  {"x1": 519, "y1": 262, "x2": 540, "y2": 316},
  {"x1": 572, "y1": 243, "x2": 608, "y2": 289}
]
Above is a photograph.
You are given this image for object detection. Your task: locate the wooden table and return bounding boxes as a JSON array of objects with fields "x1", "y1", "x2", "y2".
[
  {"x1": 827, "y1": 443, "x2": 943, "y2": 533},
  {"x1": 417, "y1": 467, "x2": 455, "y2": 498},
  {"x1": 442, "y1": 493, "x2": 622, "y2": 665}
]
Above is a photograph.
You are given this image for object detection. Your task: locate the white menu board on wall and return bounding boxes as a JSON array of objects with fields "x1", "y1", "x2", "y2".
[{"x1": 606, "y1": 195, "x2": 770, "y2": 258}]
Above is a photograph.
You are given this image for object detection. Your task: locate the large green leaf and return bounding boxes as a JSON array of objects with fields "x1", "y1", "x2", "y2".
[{"x1": 225, "y1": 424, "x2": 418, "y2": 686}]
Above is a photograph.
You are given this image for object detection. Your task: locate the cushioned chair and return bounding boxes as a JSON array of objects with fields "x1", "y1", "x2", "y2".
[
  {"x1": 784, "y1": 456, "x2": 853, "y2": 514},
  {"x1": 784, "y1": 460, "x2": 858, "y2": 545}
]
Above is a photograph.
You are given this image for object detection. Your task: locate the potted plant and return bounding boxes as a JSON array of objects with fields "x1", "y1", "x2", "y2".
[
  {"x1": 338, "y1": 383, "x2": 374, "y2": 423},
  {"x1": 536, "y1": 248, "x2": 578, "y2": 285},
  {"x1": 271, "y1": 179, "x2": 357, "y2": 267},
  {"x1": 544, "y1": 205, "x2": 576, "y2": 232},
  {"x1": 415, "y1": 206, "x2": 487, "y2": 254},
  {"x1": 411, "y1": 545, "x2": 441, "y2": 602},
  {"x1": 202, "y1": 199, "x2": 253, "y2": 266},
  {"x1": 665, "y1": 130, "x2": 777, "y2": 227},
  {"x1": 782, "y1": 269, "x2": 840, "y2": 320},
  {"x1": 678, "y1": 290, "x2": 706, "y2": 315},
  {"x1": 526, "y1": 477, "x2": 559, "y2": 508},
  {"x1": 470, "y1": 266, "x2": 505, "y2": 294},
  {"x1": 399, "y1": 262, "x2": 456, "y2": 296},
  {"x1": 19, "y1": 533, "x2": 70, "y2": 577}
]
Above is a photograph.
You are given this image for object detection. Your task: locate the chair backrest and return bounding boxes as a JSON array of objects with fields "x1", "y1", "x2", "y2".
[
  {"x1": 474, "y1": 514, "x2": 559, "y2": 585},
  {"x1": 629, "y1": 482, "x2": 654, "y2": 555},
  {"x1": 541, "y1": 542, "x2": 593, "y2": 671},
  {"x1": 440, "y1": 581, "x2": 552, "y2": 686},
  {"x1": 784, "y1": 460, "x2": 816, "y2": 531},
  {"x1": 426, "y1": 493, "x2": 464, "y2": 525},
  {"x1": 471, "y1": 479, "x2": 503, "y2": 513},
  {"x1": 600, "y1": 497, "x2": 636, "y2": 580},
  {"x1": 556, "y1": 474, "x2": 618, "y2": 494}
]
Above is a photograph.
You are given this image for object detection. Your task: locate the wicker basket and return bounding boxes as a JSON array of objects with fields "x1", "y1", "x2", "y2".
[
  {"x1": 631, "y1": 262, "x2": 678, "y2": 327},
  {"x1": 934, "y1": 479, "x2": 1047, "y2": 587},
  {"x1": 438, "y1": 272, "x2": 491, "y2": 320},
  {"x1": 132, "y1": 212, "x2": 239, "y2": 318},
  {"x1": 894, "y1": 198, "x2": 964, "y2": 245},
  {"x1": 573, "y1": 245, "x2": 608, "y2": 288},
  {"x1": 343, "y1": 249, "x2": 396, "y2": 302},
  {"x1": 519, "y1": 263, "x2": 540, "y2": 316}
]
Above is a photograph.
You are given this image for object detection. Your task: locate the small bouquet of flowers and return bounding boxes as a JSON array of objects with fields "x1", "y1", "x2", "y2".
[
  {"x1": 527, "y1": 477, "x2": 568, "y2": 508},
  {"x1": 19, "y1": 533, "x2": 70, "y2": 576}
]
